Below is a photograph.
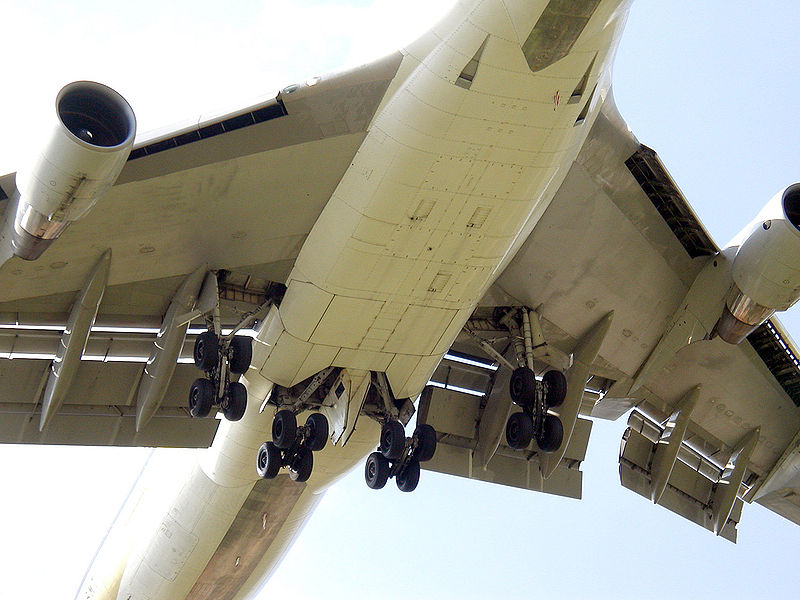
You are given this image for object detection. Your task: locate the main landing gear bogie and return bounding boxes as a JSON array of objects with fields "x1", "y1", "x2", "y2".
[
  {"x1": 188, "y1": 330, "x2": 253, "y2": 422},
  {"x1": 257, "y1": 410, "x2": 330, "y2": 483},
  {"x1": 365, "y1": 421, "x2": 437, "y2": 493},
  {"x1": 506, "y1": 366, "x2": 566, "y2": 453}
]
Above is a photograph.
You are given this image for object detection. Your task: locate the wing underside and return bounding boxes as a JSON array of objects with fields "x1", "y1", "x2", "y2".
[
  {"x1": 1, "y1": 51, "x2": 799, "y2": 539},
  {"x1": 0, "y1": 53, "x2": 403, "y2": 448},
  {"x1": 417, "y1": 91, "x2": 800, "y2": 536}
]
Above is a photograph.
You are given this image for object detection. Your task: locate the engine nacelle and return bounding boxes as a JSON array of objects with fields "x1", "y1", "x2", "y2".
[
  {"x1": 12, "y1": 81, "x2": 136, "y2": 260},
  {"x1": 716, "y1": 183, "x2": 800, "y2": 343}
]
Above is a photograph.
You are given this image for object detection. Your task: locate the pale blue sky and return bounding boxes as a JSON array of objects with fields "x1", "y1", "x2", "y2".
[{"x1": 0, "y1": 1, "x2": 799, "y2": 599}]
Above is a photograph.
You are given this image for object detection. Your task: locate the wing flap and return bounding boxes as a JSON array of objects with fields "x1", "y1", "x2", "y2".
[
  {"x1": 426, "y1": 438, "x2": 585, "y2": 498},
  {"x1": 0, "y1": 399, "x2": 218, "y2": 447},
  {"x1": 619, "y1": 410, "x2": 743, "y2": 542},
  {"x1": 0, "y1": 360, "x2": 218, "y2": 447},
  {"x1": 420, "y1": 384, "x2": 591, "y2": 499}
]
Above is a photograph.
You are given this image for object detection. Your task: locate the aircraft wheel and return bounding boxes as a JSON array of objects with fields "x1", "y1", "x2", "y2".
[
  {"x1": 272, "y1": 410, "x2": 297, "y2": 449},
  {"x1": 506, "y1": 412, "x2": 534, "y2": 449},
  {"x1": 396, "y1": 457, "x2": 421, "y2": 493},
  {"x1": 223, "y1": 381, "x2": 247, "y2": 421},
  {"x1": 289, "y1": 446, "x2": 313, "y2": 482},
  {"x1": 379, "y1": 420, "x2": 406, "y2": 460},
  {"x1": 509, "y1": 367, "x2": 536, "y2": 407},
  {"x1": 305, "y1": 413, "x2": 329, "y2": 451},
  {"x1": 188, "y1": 378, "x2": 215, "y2": 417},
  {"x1": 193, "y1": 331, "x2": 219, "y2": 371},
  {"x1": 413, "y1": 423, "x2": 437, "y2": 462},
  {"x1": 364, "y1": 452, "x2": 390, "y2": 490},
  {"x1": 543, "y1": 369, "x2": 567, "y2": 408},
  {"x1": 256, "y1": 442, "x2": 281, "y2": 479},
  {"x1": 229, "y1": 336, "x2": 253, "y2": 374},
  {"x1": 537, "y1": 414, "x2": 564, "y2": 453}
]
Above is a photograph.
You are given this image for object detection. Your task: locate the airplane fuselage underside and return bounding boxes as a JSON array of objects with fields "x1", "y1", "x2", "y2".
[{"x1": 256, "y1": 0, "x2": 626, "y2": 401}]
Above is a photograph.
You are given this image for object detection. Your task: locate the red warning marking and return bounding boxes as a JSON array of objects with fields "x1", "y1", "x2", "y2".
[{"x1": 553, "y1": 90, "x2": 560, "y2": 111}]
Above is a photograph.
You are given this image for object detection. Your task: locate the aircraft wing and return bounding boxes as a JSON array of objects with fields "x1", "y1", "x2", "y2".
[
  {"x1": 419, "y1": 91, "x2": 800, "y2": 542},
  {"x1": 0, "y1": 53, "x2": 403, "y2": 447},
  {"x1": 1, "y1": 46, "x2": 798, "y2": 544}
]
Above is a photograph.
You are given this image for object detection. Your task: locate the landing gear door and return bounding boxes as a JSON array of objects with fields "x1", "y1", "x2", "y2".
[{"x1": 320, "y1": 370, "x2": 370, "y2": 446}]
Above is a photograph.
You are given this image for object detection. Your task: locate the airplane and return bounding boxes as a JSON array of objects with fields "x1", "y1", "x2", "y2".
[{"x1": 1, "y1": 1, "x2": 800, "y2": 599}]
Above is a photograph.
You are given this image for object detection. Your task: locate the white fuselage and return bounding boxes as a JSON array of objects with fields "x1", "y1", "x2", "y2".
[{"x1": 78, "y1": 2, "x2": 631, "y2": 599}]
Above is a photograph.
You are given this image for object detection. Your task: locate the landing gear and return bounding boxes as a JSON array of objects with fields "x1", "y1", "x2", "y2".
[
  {"x1": 413, "y1": 423, "x2": 437, "y2": 462},
  {"x1": 272, "y1": 410, "x2": 297, "y2": 449},
  {"x1": 305, "y1": 412, "x2": 329, "y2": 452},
  {"x1": 537, "y1": 414, "x2": 564, "y2": 452},
  {"x1": 188, "y1": 330, "x2": 253, "y2": 421},
  {"x1": 505, "y1": 367, "x2": 566, "y2": 453},
  {"x1": 229, "y1": 336, "x2": 252, "y2": 375},
  {"x1": 505, "y1": 411, "x2": 534, "y2": 449},
  {"x1": 188, "y1": 378, "x2": 215, "y2": 418},
  {"x1": 193, "y1": 331, "x2": 219, "y2": 371},
  {"x1": 510, "y1": 367, "x2": 536, "y2": 407},
  {"x1": 379, "y1": 420, "x2": 406, "y2": 460},
  {"x1": 396, "y1": 458, "x2": 421, "y2": 493},
  {"x1": 365, "y1": 452, "x2": 391, "y2": 489},
  {"x1": 256, "y1": 411, "x2": 330, "y2": 482},
  {"x1": 365, "y1": 421, "x2": 437, "y2": 492},
  {"x1": 222, "y1": 381, "x2": 247, "y2": 422},
  {"x1": 256, "y1": 441, "x2": 281, "y2": 479},
  {"x1": 543, "y1": 369, "x2": 567, "y2": 407},
  {"x1": 288, "y1": 446, "x2": 313, "y2": 483}
]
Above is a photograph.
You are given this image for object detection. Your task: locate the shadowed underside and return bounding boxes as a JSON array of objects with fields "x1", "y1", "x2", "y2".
[{"x1": 186, "y1": 477, "x2": 308, "y2": 600}]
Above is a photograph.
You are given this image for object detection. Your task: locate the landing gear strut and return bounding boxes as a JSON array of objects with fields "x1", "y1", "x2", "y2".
[
  {"x1": 365, "y1": 421, "x2": 437, "y2": 492},
  {"x1": 188, "y1": 330, "x2": 252, "y2": 421},
  {"x1": 256, "y1": 411, "x2": 330, "y2": 483}
]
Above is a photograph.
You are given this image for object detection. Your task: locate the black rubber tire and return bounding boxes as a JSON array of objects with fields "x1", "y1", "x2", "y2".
[
  {"x1": 272, "y1": 410, "x2": 297, "y2": 449},
  {"x1": 506, "y1": 411, "x2": 534, "y2": 449},
  {"x1": 413, "y1": 423, "x2": 437, "y2": 462},
  {"x1": 193, "y1": 331, "x2": 219, "y2": 372},
  {"x1": 379, "y1": 420, "x2": 406, "y2": 460},
  {"x1": 396, "y1": 457, "x2": 421, "y2": 493},
  {"x1": 509, "y1": 367, "x2": 536, "y2": 407},
  {"x1": 223, "y1": 381, "x2": 247, "y2": 422},
  {"x1": 229, "y1": 336, "x2": 253, "y2": 374},
  {"x1": 305, "y1": 413, "x2": 329, "y2": 452},
  {"x1": 289, "y1": 446, "x2": 313, "y2": 482},
  {"x1": 537, "y1": 414, "x2": 564, "y2": 453},
  {"x1": 364, "y1": 451, "x2": 390, "y2": 490},
  {"x1": 543, "y1": 369, "x2": 567, "y2": 408},
  {"x1": 256, "y1": 442, "x2": 281, "y2": 479},
  {"x1": 188, "y1": 378, "x2": 215, "y2": 418}
]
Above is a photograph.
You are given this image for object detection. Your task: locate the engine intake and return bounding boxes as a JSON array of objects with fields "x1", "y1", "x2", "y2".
[
  {"x1": 11, "y1": 81, "x2": 136, "y2": 260},
  {"x1": 716, "y1": 183, "x2": 800, "y2": 343}
]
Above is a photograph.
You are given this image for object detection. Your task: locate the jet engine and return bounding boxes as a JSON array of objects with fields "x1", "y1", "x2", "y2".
[
  {"x1": 716, "y1": 183, "x2": 800, "y2": 343},
  {"x1": 11, "y1": 81, "x2": 136, "y2": 260}
]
